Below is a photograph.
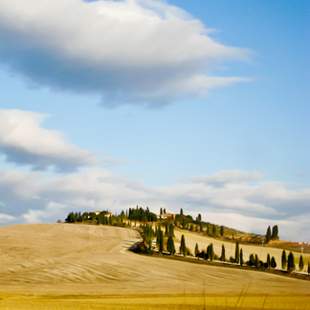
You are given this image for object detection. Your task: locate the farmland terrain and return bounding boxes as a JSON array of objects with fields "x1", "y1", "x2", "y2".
[{"x1": 0, "y1": 224, "x2": 309, "y2": 309}]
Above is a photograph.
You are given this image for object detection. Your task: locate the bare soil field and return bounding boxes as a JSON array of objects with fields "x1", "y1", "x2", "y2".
[{"x1": 0, "y1": 224, "x2": 309, "y2": 309}]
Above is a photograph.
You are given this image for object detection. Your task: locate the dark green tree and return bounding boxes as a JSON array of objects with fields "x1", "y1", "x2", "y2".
[
  {"x1": 267, "y1": 254, "x2": 271, "y2": 269},
  {"x1": 212, "y1": 224, "x2": 217, "y2": 236},
  {"x1": 265, "y1": 226, "x2": 272, "y2": 243},
  {"x1": 168, "y1": 223, "x2": 174, "y2": 238},
  {"x1": 249, "y1": 254, "x2": 255, "y2": 266},
  {"x1": 271, "y1": 225, "x2": 279, "y2": 240},
  {"x1": 308, "y1": 262, "x2": 310, "y2": 275},
  {"x1": 220, "y1": 225, "x2": 224, "y2": 237},
  {"x1": 156, "y1": 226, "x2": 161, "y2": 247},
  {"x1": 240, "y1": 249, "x2": 244, "y2": 266},
  {"x1": 281, "y1": 250, "x2": 287, "y2": 270},
  {"x1": 167, "y1": 236, "x2": 175, "y2": 255},
  {"x1": 287, "y1": 252, "x2": 295, "y2": 272},
  {"x1": 220, "y1": 244, "x2": 226, "y2": 262},
  {"x1": 196, "y1": 214, "x2": 202, "y2": 222},
  {"x1": 254, "y1": 254, "x2": 259, "y2": 268},
  {"x1": 164, "y1": 223, "x2": 168, "y2": 236},
  {"x1": 142, "y1": 224, "x2": 154, "y2": 251},
  {"x1": 207, "y1": 243, "x2": 214, "y2": 261},
  {"x1": 195, "y1": 243, "x2": 200, "y2": 258},
  {"x1": 271, "y1": 256, "x2": 277, "y2": 269},
  {"x1": 180, "y1": 208, "x2": 183, "y2": 216},
  {"x1": 158, "y1": 230, "x2": 164, "y2": 253},
  {"x1": 235, "y1": 242, "x2": 240, "y2": 264},
  {"x1": 299, "y1": 255, "x2": 304, "y2": 271},
  {"x1": 179, "y1": 234, "x2": 186, "y2": 256}
]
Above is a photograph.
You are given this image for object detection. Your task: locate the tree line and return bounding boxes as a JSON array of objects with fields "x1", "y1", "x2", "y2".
[
  {"x1": 64, "y1": 207, "x2": 277, "y2": 245},
  {"x1": 138, "y1": 226, "x2": 310, "y2": 275},
  {"x1": 65, "y1": 206, "x2": 157, "y2": 226}
]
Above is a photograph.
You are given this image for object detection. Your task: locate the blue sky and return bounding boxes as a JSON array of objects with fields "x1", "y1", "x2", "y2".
[{"x1": 0, "y1": 0, "x2": 309, "y2": 240}]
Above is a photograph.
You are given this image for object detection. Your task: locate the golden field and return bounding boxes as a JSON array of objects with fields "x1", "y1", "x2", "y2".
[{"x1": 0, "y1": 224, "x2": 309, "y2": 309}]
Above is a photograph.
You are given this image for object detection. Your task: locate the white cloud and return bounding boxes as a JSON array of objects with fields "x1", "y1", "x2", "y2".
[
  {"x1": 23, "y1": 201, "x2": 68, "y2": 223},
  {"x1": 0, "y1": 109, "x2": 307, "y2": 241},
  {"x1": 0, "y1": 0, "x2": 249, "y2": 105},
  {"x1": 0, "y1": 213, "x2": 16, "y2": 223},
  {"x1": 0, "y1": 109, "x2": 95, "y2": 171}
]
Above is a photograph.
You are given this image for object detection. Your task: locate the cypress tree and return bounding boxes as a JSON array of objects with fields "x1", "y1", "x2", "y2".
[
  {"x1": 158, "y1": 230, "x2": 164, "y2": 253},
  {"x1": 240, "y1": 249, "x2": 244, "y2": 266},
  {"x1": 220, "y1": 225, "x2": 224, "y2": 237},
  {"x1": 196, "y1": 214, "x2": 202, "y2": 222},
  {"x1": 156, "y1": 226, "x2": 161, "y2": 247},
  {"x1": 235, "y1": 242, "x2": 240, "y2": 264},
  {"x1": 271, "y1": 256, "x2": 277, "y2": 269},
  {"x1": 195, "y1": 243, "x2": 200, "y2": 258},
  {"x1": 220, "y1": 244, "x2": 226, "y2": 262},
  {"x1": 212, "y1": 224, "x2": 216, "y2": 236},
  {"x1": 143, "y1": 224, "x2": 154, "y2": 251},
  {"x1": 287, "y1": 252, "x2": 295, "y2": 272},
  {"x1": 167, "y1": 236, "x2": 175, "y2": 255},
  {"x1": 271, "y1": 225, "x2": 279, "y2": 240},
  {"x1": 206, "y1": 224, "x2": 210, "y2": 236},
  {"x1": 207, "y1": 243, "x2": 214, "y2": 261},
  {"x1": 267, "y1": 253, "x2": 271, "y2": 269},
  {"x1": 265, "y1": 226, "x2": 272, "y2": 243},
  {"x1": 254, "y1": 254, "x2": 259, "y2": 268},
  {"x1": 281, "y1": 250, "x2": 287, "y2": 270},
  {"x1": 299, "y1": 255, "x2": 304, "y2": 271},
  {"x1": 308, "y1": 262, "x2": 310, "y2": 275},
  {"x1": 249, "y1": 254, "x2": 255, "y2": 266},
  {"x1": 180, "y1": 208, "x2": 183, "y2": 216},
  {"x1": 179, "y1": 234, "x2": 186, "y2": 256},
  {"x1": 164, "y1": 223, "x2": 168, "y2": 236}
]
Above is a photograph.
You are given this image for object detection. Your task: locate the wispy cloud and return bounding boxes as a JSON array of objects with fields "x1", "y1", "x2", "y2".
[{"x1": 0, "y1": 0, "x2": 249, "y2": 106}]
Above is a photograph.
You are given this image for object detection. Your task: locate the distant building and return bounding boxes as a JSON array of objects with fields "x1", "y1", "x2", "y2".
[
  {"x1": 94, "y1": 211, "x2": 112, "y2": 217},
  {"x1": 160, "y1": 212, "x2": 175, "y2": 220}
]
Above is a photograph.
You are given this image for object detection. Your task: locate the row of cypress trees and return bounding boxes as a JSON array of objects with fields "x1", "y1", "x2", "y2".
[
  {"x1": 155, "y1": 224, "x2": 176, "y2": 255},
  {"x1": 148, "y1": 224, "x2": 310, "y2": 276},
  {"x1": 281, "y1": 249, "x2": 309, "y2": 272}
]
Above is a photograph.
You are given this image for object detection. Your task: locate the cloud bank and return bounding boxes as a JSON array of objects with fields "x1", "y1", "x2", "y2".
[
  {"x1": 0, "y1": 165, "x2": 309, "y2": 241},
  {"x1": 0, "y1": 0, "x2": 248, "y2": 106},
  {"x1": 0, "y1": 109, "x2": 94, "y2": 171},
  {"x1": 0, "y1": 109, "x2": 308, "y2": 241}
]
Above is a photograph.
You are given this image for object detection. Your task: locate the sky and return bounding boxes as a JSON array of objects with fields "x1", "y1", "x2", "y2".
[{"x1": 0, "y1": 0, "x2": 309, "y2": 241}]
